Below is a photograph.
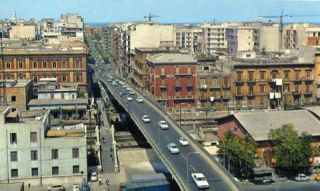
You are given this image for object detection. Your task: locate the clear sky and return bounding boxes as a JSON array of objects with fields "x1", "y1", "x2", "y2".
[{"x1": 1, "y1": 0, "x2": 320, "y2": 23}]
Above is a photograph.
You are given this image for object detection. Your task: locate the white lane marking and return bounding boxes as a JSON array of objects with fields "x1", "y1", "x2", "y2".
[
  {"x1": 190, "y1": 165, "x2": 196, "y2": 171},
  {"x1": 181, "y1": 154, "x2": 186, "y2": 159}
]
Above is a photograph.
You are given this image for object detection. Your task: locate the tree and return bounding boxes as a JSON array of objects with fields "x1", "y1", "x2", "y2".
[
  {"x1": 220, "y1": 131, "x2": 256, "y2": 178},
  {"x1": 268, "y1": 124, "x2": 313, "y2": 173}
]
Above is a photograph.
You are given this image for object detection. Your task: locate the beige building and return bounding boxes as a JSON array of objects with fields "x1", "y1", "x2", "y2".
[
  {"x1": 201, "y1": 24, "x2": 228, "y2": 53},
  {"x1": 175, "y1": 26, "x2": 202, "y2": 53},
  {"x1": 259, "y1": 25, "x2": 281, "y2": 52},
  {"x1": 237, "y1": 27, "x2": 259, "y2": 52},
  {"x1": 10, "y1": 21, "x2": 36, "y2": 39}
]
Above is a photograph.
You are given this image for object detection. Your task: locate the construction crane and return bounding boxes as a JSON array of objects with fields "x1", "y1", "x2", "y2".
[
  {"x1": 144, "y1": 13, "x2": 159, "y2": 23},
  {"x1": 258, "y1": 10, "x2": 320, "y2": 51}
]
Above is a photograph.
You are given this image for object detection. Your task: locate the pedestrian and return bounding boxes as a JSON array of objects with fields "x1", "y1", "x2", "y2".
[
  {"x1": 99, "y1": 176, "x2": 102, "y2": 186},
  {"x1": 106, "y1": 178, "x2": 110, "y2": 186}
]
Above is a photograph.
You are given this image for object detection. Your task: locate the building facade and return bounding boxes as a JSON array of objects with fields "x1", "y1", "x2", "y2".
[
  {"x1": 146, "y1": 53, "x2": 198, "y2": 111},
  {"x1": 0, "y1": 107, "x2": 87, "y2": 186}
]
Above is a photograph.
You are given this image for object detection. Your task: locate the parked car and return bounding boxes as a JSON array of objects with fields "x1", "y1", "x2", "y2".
[
  {"x1": 136, "y1": 97, "x2": 144, "y2": 103},
  {"x1": 167, "y1": 143, "x2": 179, "y2": 154},
  {"x1": 73, "y1": 184, "x2": 80, "y2": 191},
  {"x1": 179, "y1": 137, "x2": 189, "y2": 146},
  {"x1": 295, "y1": 173, "x2": 310, "y2": 182},
  {"x1": 191, "y1": 173, "x2": 209, "y2": 189},
  {"x1": 158, "y1": 120, "x2": 169, "y2": 130},
  {"x1": 47, "y1": 185, "x2": 65, "y2": 191},
  {"x1": 129, "y1": 91, "x2": 135, "y2": 95},
  {"x1": 141, "y1": 115, "x2": 151, "y2": 123},
  {"x1": 90, "y1": 172, "x2": 98, "y2": 182}
]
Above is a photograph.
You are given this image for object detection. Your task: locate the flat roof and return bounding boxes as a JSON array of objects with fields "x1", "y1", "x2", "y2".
[
  {"x1": 147, "y1": 53, "x2": 197, "y2": 64},
  {"x1": 0, "y1": 182, "x2": 23, "y2": 191},
  {"x1": 232, "y1": 110, "x2": 320, "y2": 141},
  {"x1": 28, "y1": 98, "x2": 88, "y2": 107}
]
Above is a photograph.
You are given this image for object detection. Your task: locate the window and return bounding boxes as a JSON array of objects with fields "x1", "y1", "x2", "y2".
[
  {"x1": 52, "y1": 61, "x2": 57, "y2": 68},
  {"x1": 306, "y1": 70, "x2": 312, "y2": 79},
  {"x1": 249, "y1": 87, "x2": 254, "y2": 95},
  {"x1": 284, "y1": 70, "x2": 290, "y2": 79},
  {"x1": 10, "y1": 151, "x2": 18, "y2": 161},
  {"x1": 248, "y1": 71, "x2": 254, "y2": 81},
  {"x1": 75, "y1": 73, "x2": 81, "y2": 82},
  {"x1": 33, "y1": 75, "x2": 38, "y2": 83},
  {"x1": 33, "y1": 61, "x2": 38, "y2": 68},
  {"x1": 18, "y1": 61, "x2": 23, "y2": 69},
  {"x1": 72, "y1": 148, "x2": 79, "y2": 158},
  {"x1": 31, "y1": 150, "x2": 38, "y2": 160},
  {"x1": 73, "y1": 165, "x2": 80, "y2": 174},
  {"x1": 62, "y1": 61, "x2": 67, "y2": 68},
  {"x1": 212, "y1": 78, "x2": 218, "y2": 87},
  {"x1": 259, "y1": 85, "x2": 265, "y2": 93},
  {"x1": 30, "y1": 132, "x2": 37, "y2": 143},
  {"x1": 295, "y1": 70, "x2": 300, "y2": 79},
  {"x1": 11, "y1": 169, "x2": 18, "y2": 178},
  {"x1": 284, "y1": 84, "x2": 290, "y2": 92},
  {"x1": 62, "y1": 74, "x2": 67, "y2": 82},
  {"x1": 10, "y1": 133, "x2": 17, "y2": 144},
  {"x1": 259, "y1": 71, "x2": 265, "y2": 80},
  {"x1": 31, "y1": 168, "x2": 38, "y2": 176},
  {"x1": 42, "y1": 61, "x2": 47, "y2": 68},
  {"x1": 74, "y1": 60, "x2": 81, "y2": 68},
  {"x1": 51, "y1": 149, "x2": 58, "y2": 159},
  {"x1": 52, "y1": 166, "x2": 59, "y2": 175},
  {"x1": 260, "y1": 97, "x2": 264, "y2": 105},
  {"x1": 6, "y1": 62, "x2": 11, "y2": 69},
  {"x1": 236, "y1": 72, "x2": 242, "y2": 81},
  {"x1": 11, "y1": 96, "x2": 16, "y2": 102}
]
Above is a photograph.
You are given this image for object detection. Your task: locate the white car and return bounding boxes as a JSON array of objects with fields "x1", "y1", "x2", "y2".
[
  {"x1": 179, "y1": 137, "x2": 189, "y2": 146},
  {"x1": 129, "y1": 91, "x2": 135, "y2": 95},
  {"x1": 47, "y1": 185, "x2": 65, "y2": 191},
  {"x1": 295, "y1": 173, "x2": 310, "y2": 182},
  {"x1": 158, "y1": 120, "x2": 169, "y2": 130},
  {"x1": 136, "y1": 97, "x2": 144, "y2": 103},
  {"x1": 191, "y1": 173, "x2": 209, "y2": 189},
  {"x1": 167, "y1": 143, "x2": 179, "y2": 154},
  {"x1": 126, "y1": 87, "x2": 131, "y2": 91},
  {"x1": 112, "y1": 81, "x2": 117, "y2": 86},
  {"x1": 90, "y1": 172, "x2": 98, "y2": 182},
  {"x1": 127, "y1": 97, "x2": 133, "y2": 101},
  {"x1": 141, "y1": 115, "x2": 151, "y2": 123},
  {"x1": 72, "y1": 184, "x2": 80, "y2": 191}
]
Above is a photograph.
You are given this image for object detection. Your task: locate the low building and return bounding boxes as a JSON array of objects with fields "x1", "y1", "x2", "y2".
[
  {"x1": 146, "y1": 53, "x2": 198, "y2": 111},
  {"x1": 217, "y1": 110, "x2": 320, "y2": 166},
  {"x1": 0, "y1": 80, "x2": 33, "y2": 111},
  {"x1": 0, "y1": 107, "x2": 87, "y2": 186}
]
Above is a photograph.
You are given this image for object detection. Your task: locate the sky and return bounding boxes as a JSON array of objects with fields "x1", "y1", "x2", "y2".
[{"x1": 1, "y1": 0, "x2": 320, "y2": 23}]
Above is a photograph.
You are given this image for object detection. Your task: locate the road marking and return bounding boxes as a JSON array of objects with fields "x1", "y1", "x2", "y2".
[
  {"x1": 181, "y1": 154, "x2": 186, "y2": 159},
  {"x1": 190, "y1": 165, "x2": 196, "y2": 171}
]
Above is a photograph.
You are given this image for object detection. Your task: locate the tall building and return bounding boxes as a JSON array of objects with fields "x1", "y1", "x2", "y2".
[
  {"x1": 201, "y1": 24, "x2": 228, "y2": 53},
  {"x1": 175, "y1": 25, "x2": 202, "y2": 53},
  {"x1": 0, "y1": 107, "x2": 87, "y2": 185}
]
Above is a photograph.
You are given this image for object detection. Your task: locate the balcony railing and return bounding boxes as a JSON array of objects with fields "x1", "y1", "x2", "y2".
[
  {"x1": 173, "y1": 96, "x2": 195, "y2": 100},
  {"x1": 175, "y1": 73, "x2": 193, "y2": 76},
  {"x1": 304, "y1": 91, "x2": 313, "y2": 96},
  {"x1": 235, "y1": 79, "x2": 244, "y2": 86},
  {"x1": 292, "y1": 90, "x2": 301, "y2": 96}
]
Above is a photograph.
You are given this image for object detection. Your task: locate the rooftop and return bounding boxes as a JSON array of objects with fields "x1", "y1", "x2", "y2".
[
  {"x1": 146, "y1": 53, "x2": 197, "y2": 64},
  {"x1": 0, "y1": 80, "x2": 32, "y2": 88},
  {"x1": 232, "y1": 110, "x2": 320, "y2": 141},
  {"x1": 28, "y1": 98, "x2": 88, "y2": 107}
]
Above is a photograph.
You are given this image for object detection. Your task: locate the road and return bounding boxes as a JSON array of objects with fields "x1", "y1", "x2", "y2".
[
  {"x1": 242, "y1": 181, "x2": 320, "y2": 191},
  {"x1": 94, "y1": 71, "x2": 243, "y2": 191}
]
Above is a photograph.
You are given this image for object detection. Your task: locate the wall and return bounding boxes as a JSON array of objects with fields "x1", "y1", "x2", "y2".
[{"x1": 217, "y1": 116, "x2": 246, "y2": 140}]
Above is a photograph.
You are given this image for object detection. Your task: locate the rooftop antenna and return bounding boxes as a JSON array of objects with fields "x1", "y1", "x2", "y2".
[
  {"x1": 144, "y1": 13, "x2": 159, "y2": 23},
  {"x1": 12, "y1": 10, "x2": 17, "y2": 24}
]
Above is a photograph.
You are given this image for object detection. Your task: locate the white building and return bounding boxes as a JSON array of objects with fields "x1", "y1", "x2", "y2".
[
  {"x1": 0, "y1": 107, "x2": 87, "y2": 186},
  {"x1": 175, "y1": 25, "x2": 202, "y2": 53},
  {"x1": 201, "y1": 23, "x2": 228, "y2": 53}
]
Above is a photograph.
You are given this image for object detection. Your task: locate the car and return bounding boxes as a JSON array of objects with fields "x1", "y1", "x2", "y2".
[
  {"x1": 73, "y1": 184, "x2": 80, "y2": 191},
  {"x1": 141, "y1": 115, "x2": 151, "y2": 123},
  {"x1": 126, "y1": 87, "x2": 131, "y2": 91},
  {"x1": 295, "y1": 173, "x2": 310, "y2": 182},
  {"x1": 315, "y1": 174, "x2": 320, "y2": 181},
  {"x1": 122, "y1": 85, "x2": 127, "y2": 88},
  {"x1": 81, "y1": 182, "x2": 90, "y2": 191},
  {"x1": 47, "y1": 185, "x2": 65, "y2": 191},
  {"x1": 129, "y1": 91, "x2": 135, "y2": 95},
  {"x1": 127, "y1": 97, "x2": 133, "y2": 101},
  {"x1": 136, "y1": 97, "x2": 144, "y2": 103},
  {"x1": 158, "y1": 120, "x2": 169, "y2": 130},
  {"x1": 112, "y1": 81, "x2": 117, "y2": 86},
  {"x1": 90, "y1": 172, "x2": 98, "y2": 182},
  {"x1": 167, "y1": 143, "x2": 179, "y2": 154},
  {"x1": 120, "y1": 92, "x2": 126, "y2": 96},
  {"x1": 191, "y1": 173, "x2": 209, "y2": 189},
  {"x1": 179, "y1": 137, "x2": 189, "y2": 146}
]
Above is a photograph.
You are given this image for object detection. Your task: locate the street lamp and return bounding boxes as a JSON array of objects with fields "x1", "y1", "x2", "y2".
[{"x1": 187, "y1": 151, "x2": 200, "y2": 190}]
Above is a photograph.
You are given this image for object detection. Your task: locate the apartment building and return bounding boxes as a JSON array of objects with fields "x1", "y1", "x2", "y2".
[
  {"x1": 0, "y1": 40, "x2": 88, "y2": 93},
  {"x1": 229, "y1": 57, "x2": 315, "y2": 110},
  {"x1": 0, "y1": 80, "x2": 33, "y2": 111},
  {"x1": 306, "y1": 27, "x2": 320, "y2": 46},
  {"x1": 175, "y1": 25, "x2": 202, "y2": 53},
  {"x1": 9, "y1": 20, "x2": 37, "y2": 40},
  {"x1": 146, "y1": 53, "x2": 197, "y2": 111},
  {"x1": 0, "y1": 107, "x2": 87, "y2": 186},
  {"x1": 201, "y1": 24, "x2": 228, "y2": 53},
  {"x1": 197, "y1": 57, "x2": 232, "y2": 111}
]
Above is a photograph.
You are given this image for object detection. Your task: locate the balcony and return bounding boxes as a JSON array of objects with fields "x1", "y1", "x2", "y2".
[
  {"x1": 159, "y1": 85, "x2": 168, "y2": 89},
  {"x1": 247, "y1": 93, "x2": 255, "y2": 99},
  {"x1": 292, "y1": 90, "x2": 301, "y2": 96},
  {"x1": 222, "y1": 95, "x2": 230, "y2": 100},
  {"x1": 186, "y1": 84, "x2": 193, "y2": 89},
  {"x1": 210, "y1": 85, "x2": 221, "y2": 90},
  {"x1": 293, "y1": 78, "x2": 302, "y2": 84},
  {"x1": 235, "y1": 80, "x2": 244, "y2": 86},
  {"x1": 199, "y1": 84, "x2": 207, "y2": 90},
  {"x1": 235, "y1": 93, "x2": 244, "y2": 98},
  {"x1": 175, "y1": 84, "x2": 182, "y2": 89},
  {"x1": 173, "y1": 96, "x2": 195, "y2": 100},
  {"x1": 247, "y1": 79, "x2": 256, "y2": 86},
  {"x1": 222, "y1": 84, "x2": 230, "y2": 89},
  {"x1": 304, "y1": 77, "x2": 313, "y2": 83},
  {"x1": 175, "y1": 73, "x2": 193, "y2": 76},
  {"x1": 304, "y1": 91, "x2": 313, "y2": 97}
]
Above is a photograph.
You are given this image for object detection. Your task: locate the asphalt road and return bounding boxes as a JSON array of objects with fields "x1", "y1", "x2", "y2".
[
  {"x1": 95, "y1": 70, "x2": 241, "y2": 191},
  {"x1": 242, "y1": 181, "x2": 320, "y2": 191}
]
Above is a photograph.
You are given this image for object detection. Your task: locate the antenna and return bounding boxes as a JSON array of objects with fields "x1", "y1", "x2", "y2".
[{"x1": 144, "y1": 13, "x2": 159, "y2": 23}]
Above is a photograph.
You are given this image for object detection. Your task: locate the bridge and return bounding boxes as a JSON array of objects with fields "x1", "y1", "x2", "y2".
[{"x1": 93, "y1": 65, "x2": 244, "y2": 191}]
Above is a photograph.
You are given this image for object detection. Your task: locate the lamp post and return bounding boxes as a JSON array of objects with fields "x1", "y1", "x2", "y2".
[{"x1": 187, "y1": 151, "x2": 200, "y2": 190}]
